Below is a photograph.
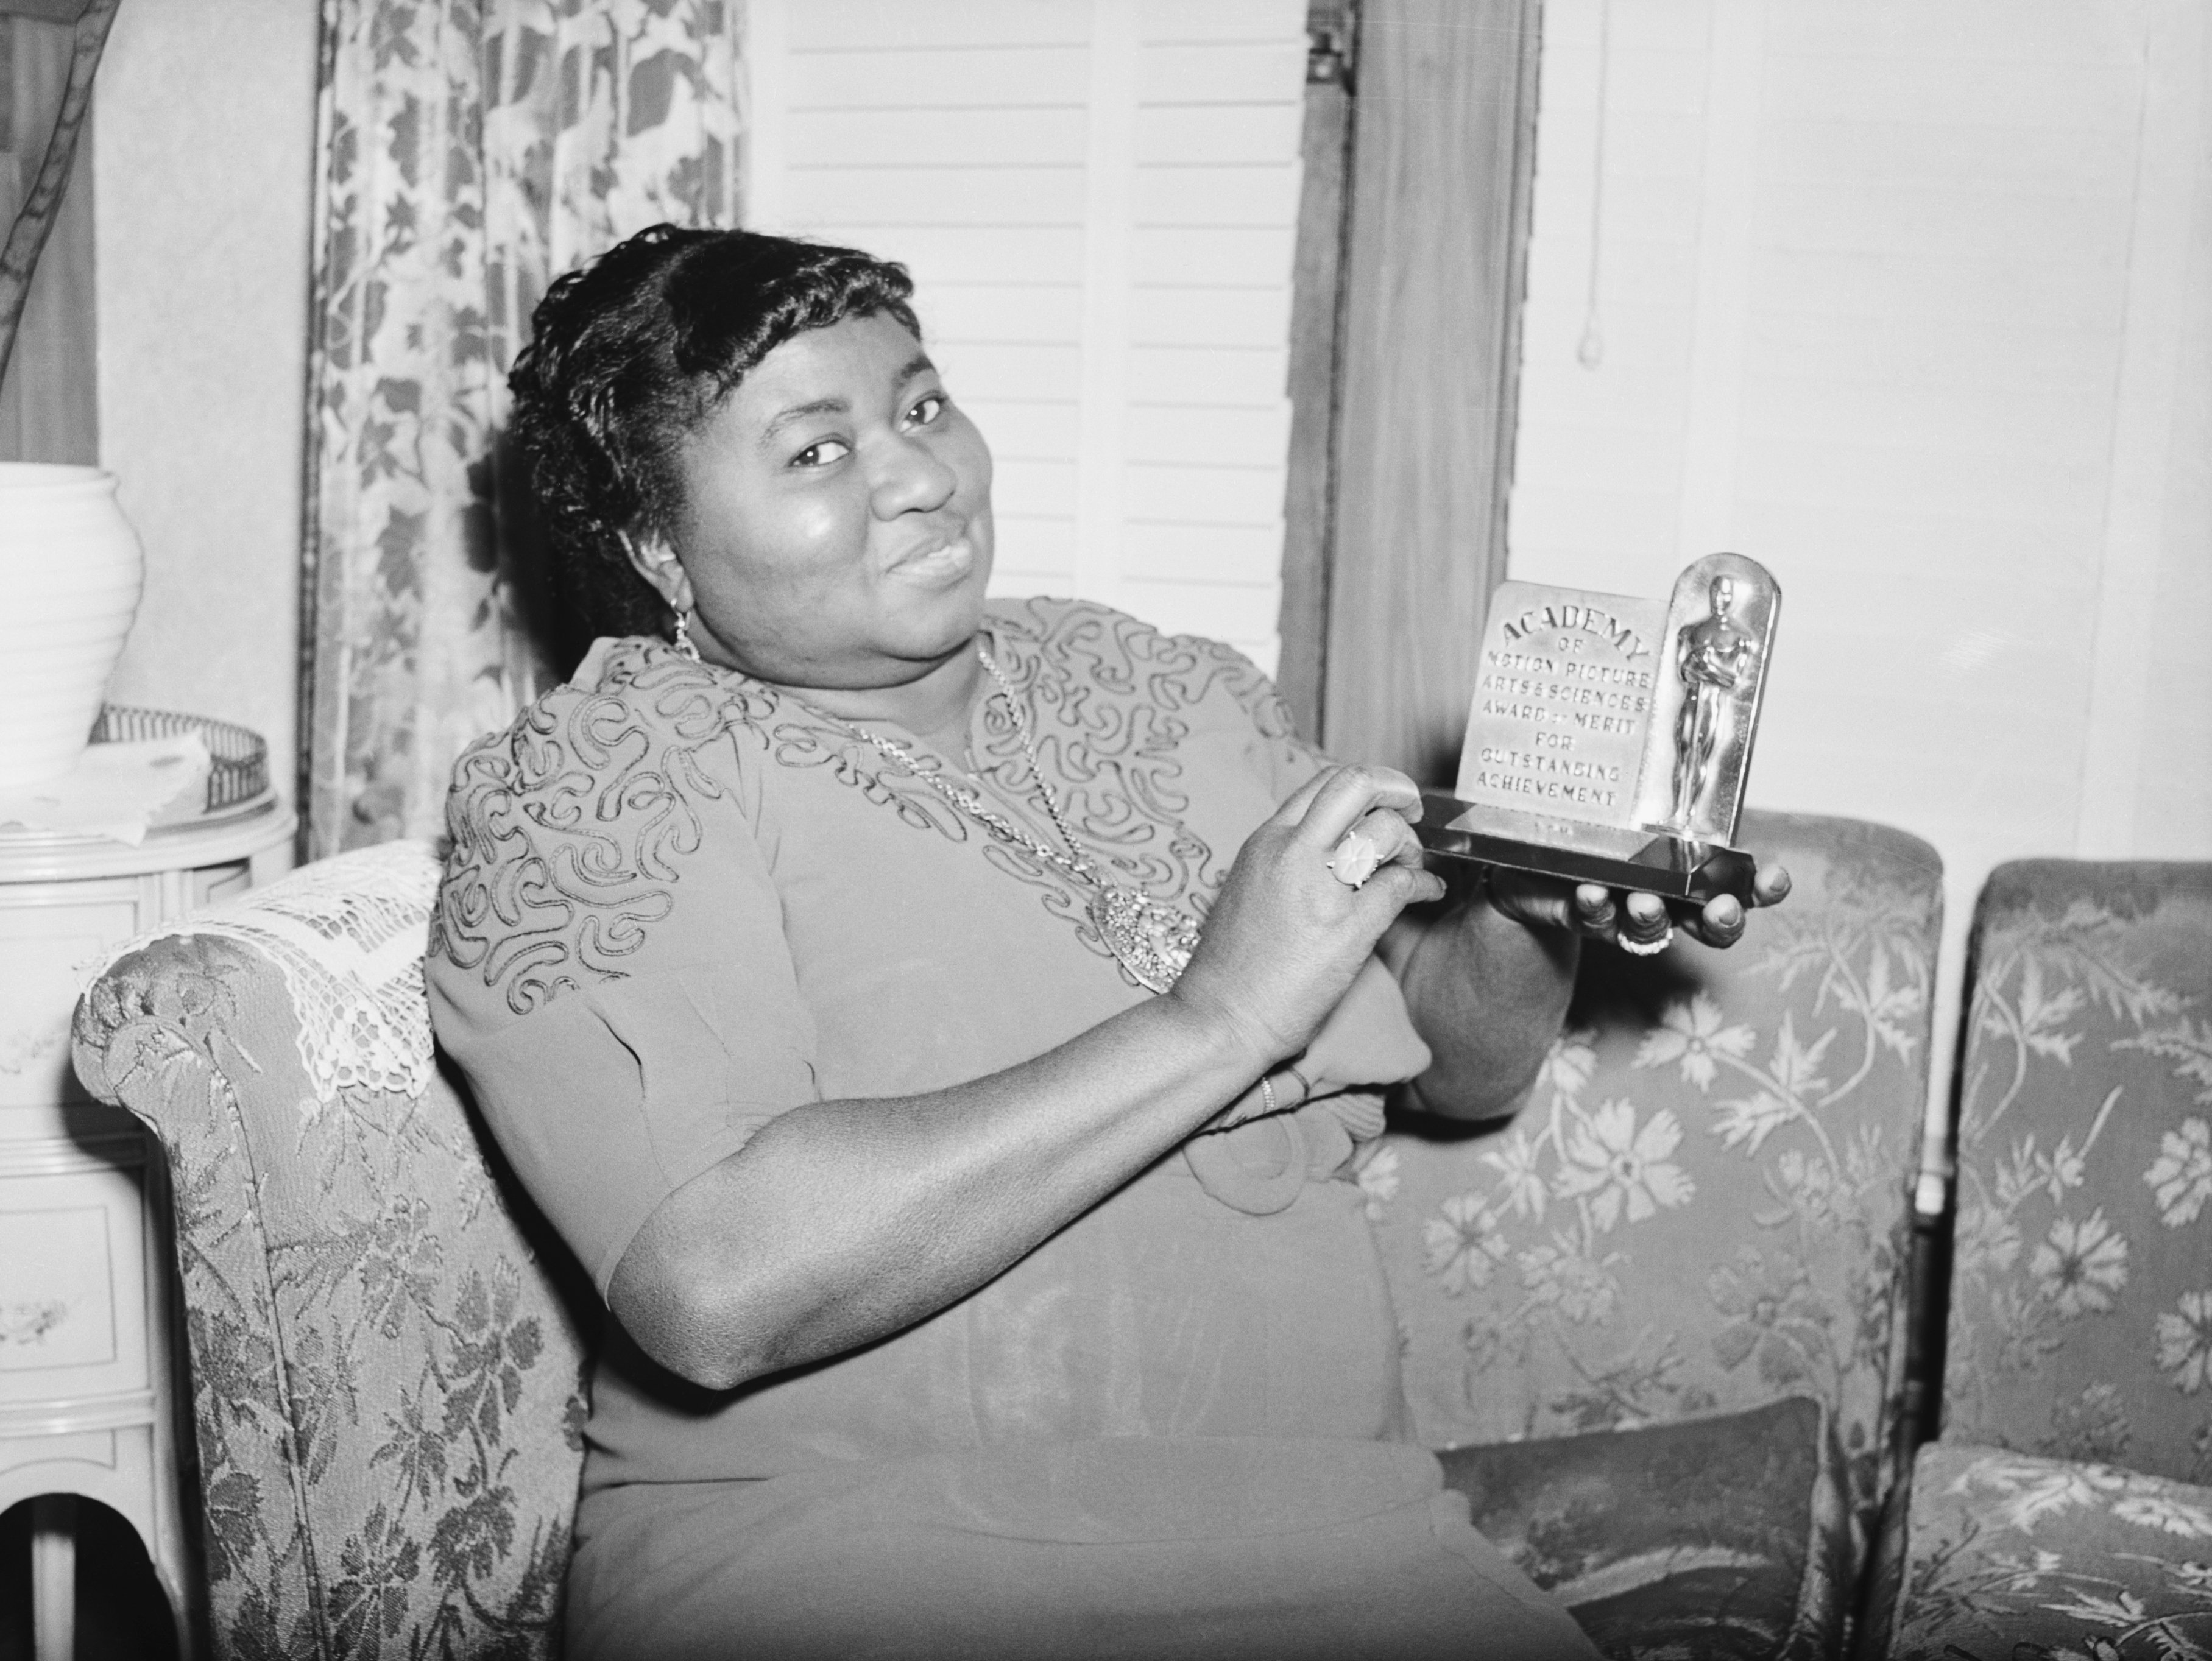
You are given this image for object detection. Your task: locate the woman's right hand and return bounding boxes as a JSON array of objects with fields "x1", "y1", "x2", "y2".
[{"x1": 1170, "y1": 764, "x2": 1445, "y2": 1067}]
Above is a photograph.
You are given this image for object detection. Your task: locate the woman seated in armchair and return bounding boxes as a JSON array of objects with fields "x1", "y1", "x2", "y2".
[{"x1": 426, "y1": 225, "x2": 1787, "y2": 1660}]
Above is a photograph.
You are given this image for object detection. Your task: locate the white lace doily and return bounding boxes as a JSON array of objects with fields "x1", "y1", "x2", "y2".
[{"x1": 113, "y1": 839, "x2": 443, "y2": 1106}]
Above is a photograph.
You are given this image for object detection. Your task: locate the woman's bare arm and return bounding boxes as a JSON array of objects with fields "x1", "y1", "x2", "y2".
[
  {"x1": 609, "y1": 765, "x2": 1445, "y2": 1392},
  {"x1": 613, "y1": 995, "x2": 1264, "y2": 1390},
  {"x1": 1381, "y1": 876, "x2": 1582, "y2": 1122}
]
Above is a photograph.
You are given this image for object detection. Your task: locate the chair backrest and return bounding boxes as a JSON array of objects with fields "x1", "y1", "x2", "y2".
[
  {"x1": 72, "y1": 841, "x2": 592, "y2": 1660},
  {"x1": 1368, "y1": 810, "x2": 1945, "y2": 1536},
  {"x1": 1942, "y1": 859, "x2": 2212, "y2": 1483}
]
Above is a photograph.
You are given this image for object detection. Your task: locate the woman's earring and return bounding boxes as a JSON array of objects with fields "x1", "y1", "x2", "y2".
[{"x1": 672, "y1": 610, "x2": 702, "y2": 663}]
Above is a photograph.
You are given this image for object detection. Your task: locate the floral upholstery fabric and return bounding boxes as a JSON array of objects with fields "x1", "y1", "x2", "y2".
[
  {"x1": 1862, "y1": 1441, "x2": 2212, "y2": 1660},
  {"x1": 1943, "y1": 861, "x2": 2212, "y2": 1483},
  {"x1": 303, "y1": 0, "x2": 744, "y2": 857},
  {"x1": 71, "y1": 843, "x2": 592, "y2": 1660},
  {"x1": 1364, "y1": 811, "x2": 1943, "y2": 1543},
  {"x1": 1443, "y1": 1395, "x2": 1854, "y2": 1660},
  {"x1": 1860, "y1": 862, "x2": 2212, "y2": 1660}
]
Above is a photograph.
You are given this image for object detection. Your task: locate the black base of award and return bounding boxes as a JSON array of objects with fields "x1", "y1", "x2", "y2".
[{"x1": 1416, "y1": 791, "x2": 1758, "y2": 905}]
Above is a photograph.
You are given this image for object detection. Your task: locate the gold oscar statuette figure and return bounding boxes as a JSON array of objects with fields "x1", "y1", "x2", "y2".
[{"x1": 1667, "y1": 573, "x2": 1763, "y2": 838}]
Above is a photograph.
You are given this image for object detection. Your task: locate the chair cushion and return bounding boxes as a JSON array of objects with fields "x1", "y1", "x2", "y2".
[
  {"x1": 1860, "y1": 1439, "x2": 2212, "y2": 1660},
  {"x1": 1439, "y1": 1395, "x2": 1853, "y2": 1660}
]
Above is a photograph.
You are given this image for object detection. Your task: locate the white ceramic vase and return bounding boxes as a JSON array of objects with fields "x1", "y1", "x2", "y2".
[{"x1": 0, "y1": 464, "x2": 146, "y2": 790}]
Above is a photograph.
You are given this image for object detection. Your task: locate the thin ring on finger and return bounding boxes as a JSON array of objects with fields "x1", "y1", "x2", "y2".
[{"x1": 1619, "y1": 919, "x2": 1675, "y2": 956}]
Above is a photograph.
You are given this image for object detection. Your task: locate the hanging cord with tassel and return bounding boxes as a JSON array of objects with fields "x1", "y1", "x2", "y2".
[{"x1": 1578, "y1": 0, "x2": 1612, "y2": 369}]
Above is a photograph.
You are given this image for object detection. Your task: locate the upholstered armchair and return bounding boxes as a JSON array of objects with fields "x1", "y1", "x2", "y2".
[
  {"x1": 1859, "y1": 861, "x2": 2212, "y2": 1660},
  {"x1": 1383, "y1": 811, "x2": 1944, "y2": 1659},
  {"x1": 72, "y1": 811, "x2": 1945, "y2": 1660}
]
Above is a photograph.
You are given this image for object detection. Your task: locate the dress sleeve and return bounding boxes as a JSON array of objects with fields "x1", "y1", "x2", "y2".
[{"x1": 426, "y1": 661, "x2": 820, "y2": 1299}]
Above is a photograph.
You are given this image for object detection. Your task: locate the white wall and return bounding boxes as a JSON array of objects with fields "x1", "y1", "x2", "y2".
[
  {"x1": 93, "y1": 0, "x2": 319, "y2": 787},
  {"x1": 745, "y1": 0, "x2": 1309, "y2": 673},
  {"x1": 1509, "y1": 0, "x2": 2212, "y2": 1176}
]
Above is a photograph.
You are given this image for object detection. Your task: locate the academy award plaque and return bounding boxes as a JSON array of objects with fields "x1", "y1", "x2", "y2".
[{"x1": 1416, "y1": 552, "x2": 1781, "y2": 903}]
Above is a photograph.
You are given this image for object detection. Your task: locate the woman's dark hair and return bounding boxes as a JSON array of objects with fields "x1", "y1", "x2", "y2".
[{"x1": 507, "y1": 225, "x2": 920, "y2": 637}]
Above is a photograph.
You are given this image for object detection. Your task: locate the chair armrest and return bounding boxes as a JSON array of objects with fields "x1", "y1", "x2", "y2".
[
  {"x1": 71, "y1": 853, "x2": 590, "y2": 1660},
  {"x1": 74, "y1": 929, "x2": 323, "y2": 1637}
]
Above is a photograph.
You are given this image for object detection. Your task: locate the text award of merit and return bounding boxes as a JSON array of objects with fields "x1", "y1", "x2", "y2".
[{"x1": 1418, "y1": 552, "x2": 1781, "y2": 905}]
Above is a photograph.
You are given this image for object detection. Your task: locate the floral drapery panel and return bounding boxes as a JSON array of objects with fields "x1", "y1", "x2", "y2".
[{"x1": 302, "y1": 0, "x2": 743, "y2": 856}]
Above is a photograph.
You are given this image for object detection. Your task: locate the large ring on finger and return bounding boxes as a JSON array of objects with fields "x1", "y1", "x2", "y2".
[
  {"x1": 1618, "y1": 921, "x2": 1675, "y2": 957},
  {"x1": 1329, "y1": 829, "x2": 1382, "y2": 889}
]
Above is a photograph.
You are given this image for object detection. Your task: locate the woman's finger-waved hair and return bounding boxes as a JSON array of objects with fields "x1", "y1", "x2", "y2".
[{"x1": 507, "y1": 225, "x2": 919, "y2": 638}]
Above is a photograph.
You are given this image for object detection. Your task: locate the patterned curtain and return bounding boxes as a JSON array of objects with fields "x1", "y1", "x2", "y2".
[{"x1": 301, "y1": 1, "x2": 743, "y2": 857}]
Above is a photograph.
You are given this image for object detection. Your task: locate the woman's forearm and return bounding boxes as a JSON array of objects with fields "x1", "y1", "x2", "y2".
[
  {"x1": 610, "y1": 761, "x2": 1449, "y2": 1393},
  {"x1": 1385, "y1": 889, "x2": 1578, "y2": 1121},
  {"x1": 609, "y1": 993, "x2": 1268, "y2": 1391}
]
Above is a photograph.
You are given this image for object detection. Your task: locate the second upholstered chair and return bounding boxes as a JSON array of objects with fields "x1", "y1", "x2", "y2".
[{"x1": 1858, "y1": 860, "x2": 2212, "y2": 1660}]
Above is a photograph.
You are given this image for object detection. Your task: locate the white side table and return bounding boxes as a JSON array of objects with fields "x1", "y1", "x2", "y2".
[{"x1": 0, "y1": 711, "x2": 293, "y2": 1661}]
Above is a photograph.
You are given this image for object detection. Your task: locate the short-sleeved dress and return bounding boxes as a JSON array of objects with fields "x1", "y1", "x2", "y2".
[{"x1": 428, "y1": 598, "x2": 1597, "y2": 1660}]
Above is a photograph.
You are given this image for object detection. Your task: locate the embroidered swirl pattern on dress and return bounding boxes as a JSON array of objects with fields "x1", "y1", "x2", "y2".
[{"x1": 434, "y1": 600, "x2": 1313, "y2": 1010}]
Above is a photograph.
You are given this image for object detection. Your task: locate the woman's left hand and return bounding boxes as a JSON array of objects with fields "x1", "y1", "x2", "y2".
[{"x1": 1485, "y1": 861, "x2": 1793, "y2": 953}]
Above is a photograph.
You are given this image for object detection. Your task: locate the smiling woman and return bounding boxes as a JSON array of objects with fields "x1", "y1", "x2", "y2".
[
  {"x1": 424, "y1": 224, "x2": 1774, "y2": 1660},
  {"x1": 641, "y1": 312, "x2": 996, "y2": 719}
]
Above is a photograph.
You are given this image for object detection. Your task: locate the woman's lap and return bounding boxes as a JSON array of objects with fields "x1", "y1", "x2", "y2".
[{"x1": 568, "y1": 1436, "x2": 1599, "y2": 1660}]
